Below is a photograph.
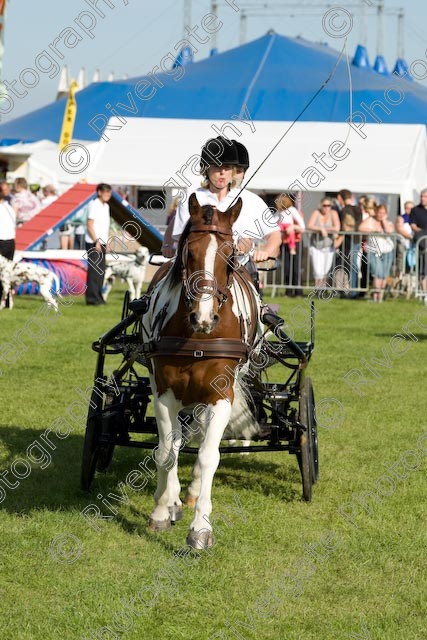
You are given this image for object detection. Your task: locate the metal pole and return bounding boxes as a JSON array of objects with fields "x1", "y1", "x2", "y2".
[
  {"x1": 211, "y1": 1, "x2": 218, "y2": 49},
  {"x1": 183, "y1": 0, "x2": 191, "y2": 39},
  {"x1": 376, "y1": 0, "x2": 384, "y2": 56},
  {"x1": 360, "y1": 0, "x2": 367, "y2": 46},
  {"x1": 0, "y1": 0, "x2": 7, "y2": 124},
  {"x1": 240, "y1": 10, "x2": 247, "y2": 44},
  {"x1": 397, "y1": 7, "x2": 404, "y2": 59}
]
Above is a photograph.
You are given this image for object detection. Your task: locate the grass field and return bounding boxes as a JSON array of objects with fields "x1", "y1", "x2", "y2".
[{"x1": 0, "y1": 286, "x2": 426, "y2": 640}]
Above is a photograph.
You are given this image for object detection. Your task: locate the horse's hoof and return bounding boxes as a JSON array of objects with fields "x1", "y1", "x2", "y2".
[
  {"x1": 184, "y1": 493, "x2": 197, "y2": 508},
  {"x1": 168, "y1": 504, "x2": 183, "y2": 523},
  {"x1": 186, "y1": 529, "x2": 213, "y2": 550},
  {"x1": 148, "y1": 517, "x2": 171, "y2": 532}
]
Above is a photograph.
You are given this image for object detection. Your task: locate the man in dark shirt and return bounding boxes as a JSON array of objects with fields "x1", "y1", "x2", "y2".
[
  {"x1": 409, "y1": 189, "x2": 427, "y2": 237},
  {"x1": 409, "y1": 189, "x2": 427, "y2": 293}
]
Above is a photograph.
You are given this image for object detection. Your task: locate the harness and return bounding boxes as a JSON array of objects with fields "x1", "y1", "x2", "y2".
[
  {"x1": 181, "y1": 223, "x2": 235, "y2": 311},
  {"x1": 143, "y1": 217, "x2": 258, "y2": 363}
]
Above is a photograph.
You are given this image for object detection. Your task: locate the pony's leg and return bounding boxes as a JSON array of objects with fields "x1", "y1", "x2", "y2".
[
  {"x1": 167, "y1": 426, "x2": 183, "y2": 522},
  {"x1": 149, "y1": 388, "x2": 181, "y2": 531},
  {"x1": 187, "y1": 399, "x2": 232, "y2": 549},
  {"x1": 185, "y1": 459, "x2": 202, "y2": 508}
]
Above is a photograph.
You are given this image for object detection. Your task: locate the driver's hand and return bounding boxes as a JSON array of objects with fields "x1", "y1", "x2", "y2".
[{"x1": 253, "y1": 249, "x2": 270, "y2": 262}]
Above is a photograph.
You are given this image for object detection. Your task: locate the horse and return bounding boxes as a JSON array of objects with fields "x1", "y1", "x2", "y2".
[{"x1": 142, "y1": 193, "x2": 262, "y2": 549}]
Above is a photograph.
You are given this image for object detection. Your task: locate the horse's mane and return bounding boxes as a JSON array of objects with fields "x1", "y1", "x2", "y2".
[{"x1": 169, "y1": 219, "x2": 192, "y2": 288}]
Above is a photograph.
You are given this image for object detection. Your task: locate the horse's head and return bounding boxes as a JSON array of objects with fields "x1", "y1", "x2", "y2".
[{"x1": 183, "y1": 192, "x2": 242, "y2": 334}]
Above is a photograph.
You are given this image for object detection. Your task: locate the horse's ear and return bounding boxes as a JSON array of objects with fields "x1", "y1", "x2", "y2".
[
  {"x1": 188, "y1": 192, "x2": 200, "y2": 216},
  {"x1": 226, "y1": 197, "x2": 243, "y2": 225}
]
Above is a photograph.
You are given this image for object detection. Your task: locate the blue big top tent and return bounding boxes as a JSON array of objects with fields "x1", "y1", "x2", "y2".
[{"x1": 1, "y1": 31, "x2": 427, "y2": 145}]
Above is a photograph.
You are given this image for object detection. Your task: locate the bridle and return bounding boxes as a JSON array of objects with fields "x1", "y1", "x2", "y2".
[{"x1": 181, "y1": 221, "x2": 236, "y2": 312}]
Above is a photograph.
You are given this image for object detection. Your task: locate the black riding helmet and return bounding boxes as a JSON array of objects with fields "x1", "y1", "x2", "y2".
[
  {"x1": 233, "y1": 140, "x2": 250, "y2": 169},
  {"x1": 201, "y1": 136, "x2": 239, "y2": 167}
]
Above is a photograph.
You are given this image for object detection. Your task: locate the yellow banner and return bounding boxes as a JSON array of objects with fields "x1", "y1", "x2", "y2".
[{"x1": 59, "y1": 80, "x2": 78, "y2": 151}]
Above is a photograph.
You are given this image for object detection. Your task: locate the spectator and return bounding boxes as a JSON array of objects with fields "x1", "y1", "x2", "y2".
[
  {"x1": 409, "y1": 189, "x2": 427, "y2": 298},
  {"x1": 0, "y1": 191, "x2": 16, "y2": 306},
  {"x1": 40, "y1": 184, "x2": 58, "y2": 208},
  {"x1": 359, "y1": 203, "x2": 395, "y2": 302},
  {"x1": 275, "y1": 193, "x2": 305, "y2": 296},
  {"x1": 357, "y1": 197, "x2": 376, "y2": 295},
  {"x1": 396, "y1": 200, "x2": 415, "y2": 275},
  {"x1": 307, "y1": 197, "x2": 340, "y2": 288},
  {"x1": 0, "y1": 181, "x2": 12, "y2": 204},
  {"x1": 12, "y1": 177, "x2": 41, "y2": 226},
  {"x1": 73, "y1": 209, "x2": 87, "y2": 250},
  {"x1": 334, "y1": 189, "x2": 363, "y2": 297},
  {"x1": 84, "y1": 183, "x2": 112, "y2": 306},
  {"x1": 162, "y1": 196, "x2": 181, "y2": 258}
]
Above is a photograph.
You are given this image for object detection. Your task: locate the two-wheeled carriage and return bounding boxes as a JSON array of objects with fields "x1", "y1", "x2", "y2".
[{"x1": 81, "y1": 291, "x2": 319, "y2": 502}]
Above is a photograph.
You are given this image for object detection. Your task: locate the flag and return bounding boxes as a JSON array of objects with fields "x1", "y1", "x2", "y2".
[{"x1": 59, "y1": 80, "x2": 78, "y2": 151}]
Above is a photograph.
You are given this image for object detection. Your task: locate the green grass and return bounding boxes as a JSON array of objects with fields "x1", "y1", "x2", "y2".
[{"x1": 0, "y1": 287, "x2": 426, "y2": 639}]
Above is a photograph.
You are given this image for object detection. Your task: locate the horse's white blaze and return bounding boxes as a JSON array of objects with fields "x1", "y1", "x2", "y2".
[
  {"x1": 197, "y1": 234, "x2": 217, "y2": 324},
  {"x1": 190, "y1": 399, "x2": 232, "y2": 533}
]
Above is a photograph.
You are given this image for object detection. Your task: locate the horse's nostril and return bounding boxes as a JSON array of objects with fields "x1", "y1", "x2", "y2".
[
  {"x1": 213, "y1": 314, "x2": 220, "y2": 323},
  {"x1": 190, "y1": 312, "x2": 197, "y2": 324}
]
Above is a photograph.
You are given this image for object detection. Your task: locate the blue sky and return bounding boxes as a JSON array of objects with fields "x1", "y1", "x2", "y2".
[{"x1": 1, "y1": 0, "x2": 426, "y2": 122}]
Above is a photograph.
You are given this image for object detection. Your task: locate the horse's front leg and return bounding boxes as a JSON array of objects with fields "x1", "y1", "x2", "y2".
[
  {"x1": 187, "y1": 399, "x2": 232, "y2": 549},
  {"x1": 149, "y1": 388, "x2": 182, "y2": 532}
]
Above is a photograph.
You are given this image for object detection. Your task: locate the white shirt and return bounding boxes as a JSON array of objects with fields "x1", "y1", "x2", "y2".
[
  {"x1": 41, "y1": 195, "x2": 58, "y2": 209},
  {"x1": 85, "y1": 197, "x2": 110, "y2": 245},
  {"x1": 0, "y1": 202, "x2": 16, "y2": 240},
  {"x1": 279, "y1": 205, "x2": 305, "y2": 229},
  {"x1": 172, "y1": 187, "x2": 280, "y2": 243}
]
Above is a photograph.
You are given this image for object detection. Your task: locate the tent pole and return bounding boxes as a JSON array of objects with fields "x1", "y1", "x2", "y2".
[
  {"x1": 397, "y1": 7, "x2": 404, "y2": 59},
  {"x1": 240, "y1": 11, "x2": 247, "y2": 44},
  {"x1": 183, "y1": 0, "x2": 192, "y2": 39},
  {"x1": 211, "y1": 1, "x2": 218, "y2": 48},
  {"x1": 376, "y1": 0, "x2": 384, "y2": 56}
]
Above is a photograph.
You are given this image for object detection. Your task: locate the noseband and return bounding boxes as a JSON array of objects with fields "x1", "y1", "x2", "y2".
[{"x1": 181, "y1": 223, "x2": 235, "y2": 311}]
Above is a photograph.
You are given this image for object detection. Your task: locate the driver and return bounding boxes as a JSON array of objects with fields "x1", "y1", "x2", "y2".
[{"x1": 172, "y1": 137, "x2": 282, "y2": 266}]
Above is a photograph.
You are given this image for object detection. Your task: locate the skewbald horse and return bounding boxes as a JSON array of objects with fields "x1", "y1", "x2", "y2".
[{"x1": 143, "y1": 194, "x2": 261, "y2": 549}]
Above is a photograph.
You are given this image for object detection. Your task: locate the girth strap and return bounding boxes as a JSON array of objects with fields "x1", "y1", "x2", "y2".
[{"x1": 145, "y1": 336, "x2": 249, "y2": 360}]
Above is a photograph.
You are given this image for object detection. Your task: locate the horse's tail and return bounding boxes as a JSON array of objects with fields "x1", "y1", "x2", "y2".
[{"x1": 225, "y1": 377, "x2": 259, "y2": 441}]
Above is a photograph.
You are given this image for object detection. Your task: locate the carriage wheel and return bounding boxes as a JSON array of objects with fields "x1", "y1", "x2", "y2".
[
  {"x1": 81, "y1": 387, "x2": 104, "y2": 491},
  {"x1": 96, "y1": 444, "x2": 115, "y2": 473},
  {"x1": 297, "y1": 378, "x2": 315, "y2": 501},
  {"x1": 308, "y1": 379, "x2": 319, "y2": 484}
]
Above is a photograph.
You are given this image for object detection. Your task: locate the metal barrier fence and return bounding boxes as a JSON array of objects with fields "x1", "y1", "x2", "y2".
[
  {"x1": 260, "y1": 230, "x2": 427, "y2": 300},
  {"x1": 152, "y1": 225, "x2": 427, "y2": 301}
]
